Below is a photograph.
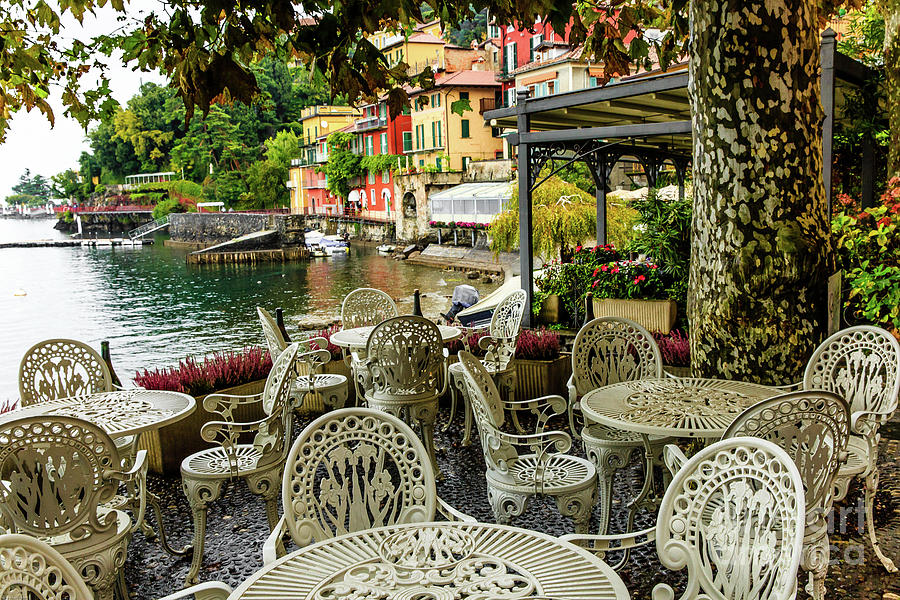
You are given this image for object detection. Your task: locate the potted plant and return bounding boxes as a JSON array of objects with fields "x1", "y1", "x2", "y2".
[
  {"x1": 134, "y1": 346, "x2": 272, "y2": 474},
  {"x1": 513, "y1": 329, "x2": 568, "y2": 400},
  {"x1": 655, "y1": 330, "x2": 690, "y2": 377},
  {"x1": 590, "y1": 258, "x2": 678, "y2": 333}
]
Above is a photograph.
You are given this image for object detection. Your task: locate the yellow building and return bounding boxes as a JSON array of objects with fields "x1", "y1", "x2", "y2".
[
  {"x1": 381, "y1": 31, "x2": 446, "y2": 72},
  {"x1": 289, "y1": 105, "x2": 360, "y2": 214},
  {"x1": 406, "y1": 71, "x2": 503, "y2": 172}
]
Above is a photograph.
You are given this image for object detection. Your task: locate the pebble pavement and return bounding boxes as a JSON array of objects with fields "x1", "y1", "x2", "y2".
[{"x1": 123, "y1": 405, "x2": 900, "y2": 600}]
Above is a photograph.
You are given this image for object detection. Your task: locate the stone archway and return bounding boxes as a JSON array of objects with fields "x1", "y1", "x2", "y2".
[{"x1": 402, "y1": 191, "x2": 416, "y2": 217}]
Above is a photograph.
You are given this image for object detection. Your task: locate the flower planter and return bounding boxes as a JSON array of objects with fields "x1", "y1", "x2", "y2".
[
  {"x1": 137, "y1": 378, "x2": 267, "y2": 475},
  {"x1": 514, "y1": 355, "x2": 570, "y2": 401},
  {"x1": 593, "y1": 298, "x2": 678, "y2": 334}
]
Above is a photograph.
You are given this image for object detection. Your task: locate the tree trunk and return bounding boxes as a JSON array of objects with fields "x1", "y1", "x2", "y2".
[
  {"x1": 884, "y1": 0, "x2": 900, "y2": 177},
  {"x1": 687, "y1": 0, "x2": 835, "y2": 384}
]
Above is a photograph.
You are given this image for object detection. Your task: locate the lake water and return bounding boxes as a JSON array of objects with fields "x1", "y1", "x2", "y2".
[{"x1": 0, "y1": 218, "x2": 498, "y2": 405}]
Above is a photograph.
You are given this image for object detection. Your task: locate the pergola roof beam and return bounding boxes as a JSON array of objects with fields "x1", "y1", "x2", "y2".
[{"x1": 508, "y1": 120, "x2": 693, "y2": 146}]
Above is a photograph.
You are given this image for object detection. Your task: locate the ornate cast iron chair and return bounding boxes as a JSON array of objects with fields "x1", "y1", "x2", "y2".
[
  {"x1": 180, "y1": 343, "x2": 304, "y2": 585},
  {"x1": 0, "y1": 416, "x2": 150, "y2": 600},
  {"x1": 447, "y1": 289, "x2": 528, "y2": 445},
  {"x1": 340, "y1": 287, "x2": 399, "y2": 399},
  {"x1": 563, "y1": 437, "x2": 806, "y2": 600},
  {"x1": 457, "y1": 351, "x2": 597, "y2": 533},
  {"x1": 569, "y1": 317, "x2": 674, "y2": 534},
  {"x1": 262, "y1": 407, "x2": 474, "y2": 563},
  {"x1": 724, "y1": 391, "x2": 850, "y2": 600},
  {"x1": 257, "y1": 307, "x2": 348, "y2": 414},
  {"x1": 803, "y1": 325, "x2": 900, "y2": 572},
  {"x1": 19, "y1": 339, "x2": 137, "y2": 457},
  {"x1": 355, "y1": 316, "x2": 448, "y2": 474},
  {"x1": 0, "y1": 533, "x2": 233, "y2": 600}
]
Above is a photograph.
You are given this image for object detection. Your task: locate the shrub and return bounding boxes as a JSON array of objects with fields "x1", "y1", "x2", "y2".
[
  {"x1": 152, "y1": 197, "x2": 189, "y2": 220},
  {"x1": 446, "y1": 329, "x2": 490, "y2": 357},
  {"x1": 134, "y1": 346, "x2": 273, "y2": 397},
  {"x1": 515, "y1": 328, "x2": 560, "y2": 361},
  {"x1": 654, "y1": 330, "x2": 690, "y2": 367},
  {"x1": 590, "y1": 259, "x2": 669, "y2": 300},
  {"x1": 0, "y1": 398, "x2": 15, "y2": 414}
]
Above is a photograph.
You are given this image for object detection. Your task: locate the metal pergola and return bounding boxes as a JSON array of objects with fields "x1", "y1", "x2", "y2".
[{"x1": 483, "y1": 30, "x2": 881, "y2": 327}]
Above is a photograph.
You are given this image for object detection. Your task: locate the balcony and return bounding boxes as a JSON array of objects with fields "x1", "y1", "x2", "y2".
[
  {"x1": 355, "y1": 116, "x2": 388, "y2": 132},
  {"x1": 479, "y1": 98, "x2": 496, "y2": 114}
]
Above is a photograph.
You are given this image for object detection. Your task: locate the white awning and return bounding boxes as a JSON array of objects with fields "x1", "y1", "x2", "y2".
[{"x1": 428, "y1": 182, "x2": 513, "y2": 224}]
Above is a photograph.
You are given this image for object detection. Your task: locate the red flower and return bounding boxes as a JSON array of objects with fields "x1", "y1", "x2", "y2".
[
  {"x1": 878, "y1": 216, "x2": 892, "y2": 227},
  {"x1": 592, "y1": 268, "x2": 599, "y2": 276},
  {"x1": 575, "y1": 245, "x2": 582, "y2": 252},
  {"x1": 650, "y1": 264, "x2": 658, "y2": 270},
  {"x1": 601, "y1": 264, "x2": 609, "y2": 272},
  {"x1": 858, "y1": 212, "x2": 870, "y2": 220},
  {"x1": 612, "y1": 266, "x2": 620, "y2": 273},
  {"x1": 633, "y1": 275, "x2": 646, "y2": 284},
  {"x1": 591, "y1": 280, "x2": 599, "y2": 288}
]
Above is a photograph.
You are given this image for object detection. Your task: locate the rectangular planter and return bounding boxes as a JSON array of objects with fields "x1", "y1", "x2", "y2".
[
  {"x1": 514, "y1": 355, "x2": 571, "y2": 401},
  {"x1": 537, "y1": 294, "x2": 566, "y2": 325},
  {"x1": 137, "y1": 379, "x2": 267, "y2": 475},
  {"x1": 593, "y1": 298, "x2": 678, "y2": 334}
]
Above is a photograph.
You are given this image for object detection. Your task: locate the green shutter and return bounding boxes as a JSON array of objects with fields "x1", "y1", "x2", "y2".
[{"x1": 461, "y1": 119, "x2": 469, "y2": 138}]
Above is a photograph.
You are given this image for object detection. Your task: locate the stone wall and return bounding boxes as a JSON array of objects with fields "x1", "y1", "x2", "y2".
[
  {"x1": 169, "y1": 213, "x2": 271, "y2": 244},
  {"x1": 54, "y1": 212, "x2": 151, "y2": 236}
]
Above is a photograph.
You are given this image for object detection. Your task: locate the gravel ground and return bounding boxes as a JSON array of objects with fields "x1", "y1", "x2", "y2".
[{"x1": 122, "y1": 404, "x2": 900, "y2": 600}]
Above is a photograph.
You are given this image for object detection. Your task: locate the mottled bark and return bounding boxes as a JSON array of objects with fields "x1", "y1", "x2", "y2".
[
  {"x1": 687, "y1": 0, "x2": 835, "y2": 384},
  {"x1": 883, "y1": 0, "x2": 900, "y2": 177}
]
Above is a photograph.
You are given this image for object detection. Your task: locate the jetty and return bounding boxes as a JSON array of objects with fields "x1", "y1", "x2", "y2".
[{"x1": 0, "y1": 238, "x2": 153, "y2": 249}]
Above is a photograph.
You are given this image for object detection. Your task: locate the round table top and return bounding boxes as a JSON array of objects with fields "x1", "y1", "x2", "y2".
[
  {"x1": 331, "y1": 323, "x2": 462, "y2": 349},
  {"x1": 229, "y1": 521, "x2": 630, "y2": 600},
  {"x1": 1, "y1": 389, "x2": 196, "y2": 438},
  {"x1": 581, "y1": 377, "x2": 780, "y2": 438}
]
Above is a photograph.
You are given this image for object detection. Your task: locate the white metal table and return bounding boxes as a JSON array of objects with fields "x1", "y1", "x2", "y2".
[
  {"x1": 1, "y1": 388, "x2": 196, "y2": 554},
  {"x1": 331, "y1": 323, "x2": 462, "y2": 349},
  {"x1": 1, "y1": 388, "x2": 196, "y2": 438},
  {"x1": 580, "y1": 377, "x2": 779, "y2": 528},
  {"x1": 229, "y1": 521, "x2": 631, "y2": 600}
]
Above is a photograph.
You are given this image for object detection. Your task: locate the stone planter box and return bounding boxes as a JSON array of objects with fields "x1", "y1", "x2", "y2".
[
  {"x1": 593, "y1": 298, "x2": 678, "y2": 334},
  {"x1": 514, "y1": 355, "x2": 571, "y2": 401},
  {"x1": 137, "y1": 379, "x2": 267, "y2": 475}
]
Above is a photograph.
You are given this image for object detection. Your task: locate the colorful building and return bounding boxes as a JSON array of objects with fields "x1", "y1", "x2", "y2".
[
  {"x1": 497, "y1": 18, "x2": 572, "y2": 107},
  {"x1": 345, "y1": 100, "x2": 413, "y2": 221},
  {"x1": 406, "y1": 70, "x2": 503, "y2": 172},
  {"x1": 289, "y1": 105, "x2": 359, "y2": 214}
]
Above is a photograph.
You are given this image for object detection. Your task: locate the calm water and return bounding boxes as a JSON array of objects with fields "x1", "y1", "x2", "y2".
[{"x1": 0, "y1": 219, "x2": 497, "y2": 404}]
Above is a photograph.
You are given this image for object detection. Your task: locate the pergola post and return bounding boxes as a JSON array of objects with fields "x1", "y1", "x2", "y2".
[
  {"x1": 595, "y1": 153, "x2": 607, "y2": 245},
  {"x1": 861, "y1": 133, "x2": 876, "y2": 209},
  {"x1": 516, "y1": 90, "x2": 534, "y2": 327},
  {"x1": 821, "y1": 29, "x2": 836, "y2": 214}
]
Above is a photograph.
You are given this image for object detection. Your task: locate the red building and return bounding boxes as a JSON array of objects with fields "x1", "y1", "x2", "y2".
[
  {"x1": 497, "y1": 18, "x2": 572, "y2": 106},
  {"x1": 347, "y1": 101, "x2": 412, "y2": 220}
]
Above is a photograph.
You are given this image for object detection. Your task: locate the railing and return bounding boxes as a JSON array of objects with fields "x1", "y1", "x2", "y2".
[
  {"x1": 55, "y1": 205, "x2": 154, "y2": 213},
  {"x1": 355, "y1": 116, "x2": 388, "y2": 132},
  {"x1": 128, "y1": 216, "x2": 169, "y2": 240}
]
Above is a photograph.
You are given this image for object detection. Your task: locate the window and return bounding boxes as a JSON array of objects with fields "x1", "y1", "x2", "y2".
[
  {"x1": 419, "y1": 159, "x2": 425, "y2": 167},
  {"x1": 488, "y1": 24, "x2": 500, "y2": 38},
  {"x1": 492, "y1": 127, "x2": 501, "y2": 138},
  {"x1": 380, "y1": 132, "x2": 388, "y2": 154},
  {"x1": 403, "y1": 131, "x2": 413, "y2": 152},
  {"x1": 431, "y1": 121, "x2": 436, "y2": 148},
  {"x1": 589, "y1": 76, "x2": 599, "y2": 88},
  {"x1": 415, "y1": 125, "x2": 421, "y2": 149},
  {"x1": 379, "y1": 103, "x2": 386, "y2": 119},
  {"x1": 462, "y1": 156, "x2": 471, "y2": 170},
  {"x1": 529, "y1": 35, "x2": 543, "y2": 62},
  {"x1": 459, "y1": 91, "x2": 469, "y2": 101},
  {"x1": 381, "y1": 170, "x2": 389, "y2": 183},
  {"x1": 365, "y1": 136, "x2": 374, "y2": 156},
  {"x1": 461, "y1": 119, "x2": 470, "y2": 138},
  {"x1": 504, "y1": 42, "x2": 517, "y2": 72},
  {"x1": 368, "y1": 170, "x2": 375, "y2": 184},
  {"x1": 435, "y1": 157, "x2": 442, "y2": 171},
  {"x1": 436, "y1": 121, "x2": 442, "y2": 147}
]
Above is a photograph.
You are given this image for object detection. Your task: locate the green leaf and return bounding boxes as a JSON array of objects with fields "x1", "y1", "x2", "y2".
[{"x1": 450, "y1": 97, "x2": 471, "y2": 117}]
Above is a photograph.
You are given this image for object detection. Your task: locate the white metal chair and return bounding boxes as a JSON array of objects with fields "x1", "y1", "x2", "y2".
[
  {"x1": 356, "y1": 316, "x2": 449, "y2": 474},
  {"x1": 340, "y1": 287, "x2": 399, "y2": 399},
  {"x1": 562, "y1": 437, "x2": 807, "y2": 600},
  {"x1": 19, "y1": 339, "x2": 137, "y2": 457},
  {"x1": 569, "y1": 317, "x2": 674, "y2": 534},
  {"x1": 0, "y1": 533, "x2": 232, "y2": 600},
  {"x1": 803, "y1": 325, "x2": 900, "y2": 572},
  {"x1": 180, "y1": 342, "x2": 304, "y2": 585},
  {"x1": 262, "y1": 407, "x2": 473, "y2": 563},
  {"x1": 457, "y1": 350, "x2": 597, "y2": 533},
  {"x1": 257, "y1": 307, "x2": 348, "y2": 414},
  {"x1": 447, "y1": 289, "x2": 527, "y2": 445},
  {"x1": 724, "y1": 391, "x2": 850, "y2": 600},
  {"x1": 0, "y1": 416, "x2": 149, "y2": 600}
]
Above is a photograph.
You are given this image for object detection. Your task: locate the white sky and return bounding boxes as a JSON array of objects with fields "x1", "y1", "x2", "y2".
[{"x1": 0, "y1": 1, "x2": 167, "y2": 201}]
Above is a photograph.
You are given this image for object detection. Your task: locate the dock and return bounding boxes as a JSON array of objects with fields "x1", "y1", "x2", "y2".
[{"x1": 0, "y1": 238, "x2": 153, "y2": 249}]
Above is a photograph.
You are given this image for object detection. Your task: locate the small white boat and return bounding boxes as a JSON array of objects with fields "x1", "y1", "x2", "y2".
[
  {"x1": 377, "y1": 244, "x2": 396, "y2": 254},
  {"x1": 455, "y1": 270, "x2": 543, "y2": 327},
  {"x1": 306, "y1": 230, "x2": 349, "y2": 257}
]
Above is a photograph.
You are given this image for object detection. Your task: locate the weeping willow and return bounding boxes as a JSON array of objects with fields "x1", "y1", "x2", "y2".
[{"x1": 490, "y1": 176, "x2": 632, "y2": 261}]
